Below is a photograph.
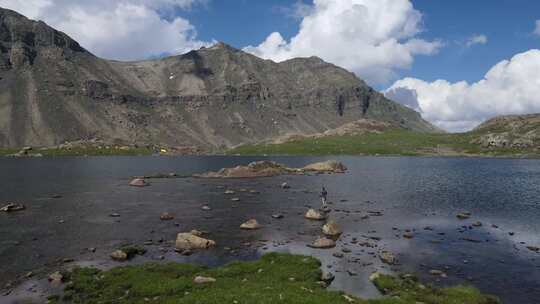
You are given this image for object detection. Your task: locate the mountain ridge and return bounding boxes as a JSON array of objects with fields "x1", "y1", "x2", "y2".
[{"x1": 0, "y1": 7, "x2": 438, "y2": 152}]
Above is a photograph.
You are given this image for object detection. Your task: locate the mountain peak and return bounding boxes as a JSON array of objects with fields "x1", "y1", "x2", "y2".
[
  {"x1": 206, "y1": 41, "x2": 238, "y2": 52},
  {"x1": 0, "y1": 6, "x2": 88, "y2": 69}
]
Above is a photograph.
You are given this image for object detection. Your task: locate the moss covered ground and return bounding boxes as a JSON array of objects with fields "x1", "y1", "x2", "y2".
[{"x1": 48, "y1": 253, "x2": 499, "y2": 304}]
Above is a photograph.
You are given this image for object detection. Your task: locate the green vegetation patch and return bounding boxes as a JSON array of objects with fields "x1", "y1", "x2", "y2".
[
  {"x1": 228, "y1": 129, "x2": 538, "y2": 157},
  {"x1": 372, "y1": 274, "x2": 500, "y2": 304},
  {"x1": 56, "y1": 253, "x2": 499, "y2": 304}
]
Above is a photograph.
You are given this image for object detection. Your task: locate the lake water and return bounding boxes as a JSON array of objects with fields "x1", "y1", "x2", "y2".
[{"x1": 1, "y1": 156, "x2": 540, "y2": 303}]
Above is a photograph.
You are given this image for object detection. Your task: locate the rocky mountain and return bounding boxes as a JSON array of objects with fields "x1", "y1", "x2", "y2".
[
  {"x1": 0, "y1": 7, "x2": 438, "y2": 152},
  {"x1": 471, "y1": 114, "x2": 540, "y2": 150}
]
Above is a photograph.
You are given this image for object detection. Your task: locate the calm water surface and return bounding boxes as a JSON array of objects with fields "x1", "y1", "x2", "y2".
[{"x1": 1, "y1": 156, "x2": 540, "y2": 303}]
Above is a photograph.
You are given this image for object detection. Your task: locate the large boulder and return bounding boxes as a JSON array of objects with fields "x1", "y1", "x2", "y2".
[
  {"x1": 322, "y1": 221, "x2": 342, "y2": 236},
  {"x1": 129, "y1": 178, "x2": 149, "y2": 187},
  {"x1": 175, "y1": 232, "x2": 216, "y2": 250},
  {"x1": 302, "y1": 160, "x2": 347, "y2": 173},
  {"x1": 240, "y1": 219, "x2": 262, "y2": 230},
  {"x1": 110, "y1": 250, "x2": 128, "y2": 261},
  {"x1": 305, "y1": 209, "x2": 326, "y2": 220}
]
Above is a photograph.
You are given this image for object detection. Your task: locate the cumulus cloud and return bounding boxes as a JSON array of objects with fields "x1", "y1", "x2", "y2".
[
  {"x1": 244, "y1": 0, "x2": 442, "y2": 85},
  {"x1": 465, "y1": 34, "x2": 487, "y2": 47},
  {"x1": 0, "y1": 0, "x2": 212, "y2": 60},
  {"x1": 386, "y1": 49, "x2": 540, "y2": 132}
]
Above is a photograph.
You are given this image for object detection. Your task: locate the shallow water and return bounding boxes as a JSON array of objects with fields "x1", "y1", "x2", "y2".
[{"x1": 1, "y1": 156, "x2": 540, "y2": 303}]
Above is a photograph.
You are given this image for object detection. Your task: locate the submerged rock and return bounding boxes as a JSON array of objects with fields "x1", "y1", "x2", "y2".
[
  {"x1": 281, "y1": 182, "x2": 291, "y2": 189},
  {"x1": 240, "y1": 219, "x2": 262, "y2": 230},
  {"x1": 526, "y1": 246, "x2": 540, "y2": 252},
  {"x1": 380, "y1": 251, "x2": 396, "y2": 265},
  {"x1": 322, "y1": 221, "x2": 342, "y2": 236},
  {"x1": 0, "y1": 203, "x2": 25, "y2": 212},
  {"x1": 129, "y1": 178, "x2": 149, "y2": 187},
  {"x1": 456, "y1": 212, "x2": 471, "y2": 220},
  {"x1": 160, "y1": 212, "x2": 174, "y2": 220},
  {"x1": 175, "y1": 232, "x2": 216, "y2": 250},
  {"x1": 305, "y1": 209, "x2": 327, "y2": 220},
  {"x1": 308, "y1": 237, "x2": 336, "y2": 249}
]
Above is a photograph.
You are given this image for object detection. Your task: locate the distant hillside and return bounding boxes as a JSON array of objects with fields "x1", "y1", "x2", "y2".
[
  {"x1": 470, "y1": 114, "x2": 540, "y2": 150},
  {"x1": 229, "y1": 114, "x2": 540, "y2": 157},
  {"x1": 0, "y1": 7, "x2": 438, "y2": 153}
]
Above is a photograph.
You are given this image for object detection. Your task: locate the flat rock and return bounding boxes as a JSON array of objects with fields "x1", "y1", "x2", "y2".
[
  {"x1": 456, "y1": 212, "x2": 471, "y2": 220},
  {"x1": 175, "y1": 232, "x2": 216, "y2": 250},
  {"x1": 160, "y1": 212, "x2": 174, "y2": 220},
  {"x1": 308, "y1": 237, "x2": 336, "y2": 249},
  {"x1": 240, "y1": 219, "x2": 262, "y2": 230},
  {"x1": 305, "y1": 209, "x2": 326, "y2": 220},
  {"x1": 0, "y1": 203, "x2": 25, "y2": 212}
]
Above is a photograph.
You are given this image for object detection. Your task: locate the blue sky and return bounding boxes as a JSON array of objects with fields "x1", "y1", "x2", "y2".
[
  {"x1": 177, "y1": 0, "x2": 540, "y2": 86},
  {"x1": 2, "y1": 0, "x2": 540, "y2": 131}
]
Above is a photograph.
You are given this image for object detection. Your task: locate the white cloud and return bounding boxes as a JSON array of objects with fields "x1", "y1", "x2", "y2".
[
  {"x1": 534, "y1": 20, "x2": 540, "y2": 37},
  {"x1": 244, "y1": 0, "x2": 442, "y2": 85},
  {"x1": 386, "y1": 49, "x2": 540, "y2": 132},
  {"x1": 465, "y1": 34, "x2": 487, "y2": 47},
  {"x1": 0, "y1": 0, "x2": 211, "y2": 60}
]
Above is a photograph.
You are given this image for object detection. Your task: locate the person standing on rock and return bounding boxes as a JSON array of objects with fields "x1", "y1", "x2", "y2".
[{"x1": 321, "y1": 186, "x2": 328, "y2": 207}]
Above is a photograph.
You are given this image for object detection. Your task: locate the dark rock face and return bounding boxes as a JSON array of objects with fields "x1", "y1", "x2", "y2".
[
  {"x1": 0, "y1": 9, "x2": 87, "y2": 70},
  {"x1": 0, "y1": 7, "x2": 438, "y2": 151}
]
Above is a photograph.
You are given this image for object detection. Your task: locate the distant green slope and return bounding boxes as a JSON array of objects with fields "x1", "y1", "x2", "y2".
[{"x1": 228, "y1": 128, "x2": 538, "y2": 157}]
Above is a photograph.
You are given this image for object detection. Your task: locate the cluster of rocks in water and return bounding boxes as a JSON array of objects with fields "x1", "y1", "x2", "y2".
[
  {"x1": 192, "y1": 160, "x2": 347, "y2": 178},
  {"x1": 7, "y1": 159, "x2": 540, "y2": 302}
]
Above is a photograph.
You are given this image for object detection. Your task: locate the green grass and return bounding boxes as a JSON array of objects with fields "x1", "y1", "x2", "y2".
[
  {"x1": 228, "y1": 129, "x2": 536, "y2": 157},
  {"x1": 52, "y1": 253, "x2": 499, "y2": 304}
]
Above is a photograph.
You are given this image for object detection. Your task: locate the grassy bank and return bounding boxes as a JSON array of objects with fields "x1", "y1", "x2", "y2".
[
  {"x1": 48, "y1": 253, "x2": 499, "y2": 304},
  {"x1": 228, "y1": 129, "x2": 533, "y2": 157}
]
